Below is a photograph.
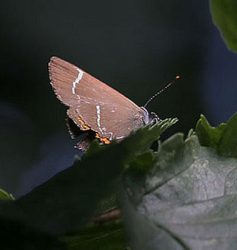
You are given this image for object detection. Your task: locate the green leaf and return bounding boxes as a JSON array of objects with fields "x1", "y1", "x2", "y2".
[
  {"x1": 122, "y1": 118, "x2": 178, "y2": 158},
  {"x1": 218, "y1": 113, "x2": 237, "y2": 157},
  {"x1": 122, "y1": 134, "x2": 237, "y2": 250},
  {"x1": 3, "y1": 113, "x2": 237, "y2": 249},
  {"x1": 0, "y1": 188, "x2": 14, "y2": 201},
  {"x1": 196, "y1": 113, "x2": 237, "y2": 158},
  {"x1": 128, "y1": 150, "x2": 156, "y2": 172},
  {"x1": 62, "y1": 223, "x2": 126, "y2": 250},
  {"x1": 195, "y1": 114, "x2": 226, "y2": 150},
  {"x1": 0, "y1": 118, "x2": 177, "y2": 236},
  {"x1": 210, "y1": 0, "x2": 237, "y2": 52}
]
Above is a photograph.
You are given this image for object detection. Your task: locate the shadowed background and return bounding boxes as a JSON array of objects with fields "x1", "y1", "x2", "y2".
[{"x1": 0, "y1": 0, "x2": 236, "y2": 197}]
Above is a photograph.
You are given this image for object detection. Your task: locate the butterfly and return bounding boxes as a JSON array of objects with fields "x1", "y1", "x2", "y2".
[{"x1": 49, "y1": 57, "x2": 178, "y2": 150}]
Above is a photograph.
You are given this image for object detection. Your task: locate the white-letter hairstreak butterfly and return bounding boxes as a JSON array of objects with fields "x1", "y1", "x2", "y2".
[{"x1": 48, "y1": 57, "x2": 179, "y2": 150}]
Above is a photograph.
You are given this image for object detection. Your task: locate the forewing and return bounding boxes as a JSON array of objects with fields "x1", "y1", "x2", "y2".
[
  {"x1": 49, "y1": 57, "x2": 81, "y2": 106},
  {"x1": 49, "y1": 57, "x2": 140, "y2": 110}
]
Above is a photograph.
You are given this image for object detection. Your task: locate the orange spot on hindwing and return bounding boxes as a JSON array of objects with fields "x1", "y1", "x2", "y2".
[
  {"x1": 76, "y1": 116, "x2": 90, "y2": 130},
  {"x1": 96, "y1": 133, "x2": 111, "y2": 144}
]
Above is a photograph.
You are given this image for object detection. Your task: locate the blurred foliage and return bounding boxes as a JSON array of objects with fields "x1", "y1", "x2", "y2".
[
  {"x1": 0, "y1": 118, "x2": 176, "y2": 249},
  {"x1": 62, "y1": 223, "x2": 126, "y2": 250},
  {"x1": 210, "y1": 0, "x2": 237, "y2": 52},
  {"x1": 1, "y1": 113, "x2": 237, "y2": 249},
  {"x1": 0, "y1": 188, "x2": 14, "y2": 201}
]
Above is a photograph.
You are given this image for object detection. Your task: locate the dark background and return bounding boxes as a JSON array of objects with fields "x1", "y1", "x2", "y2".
[{"x1": 0, "y1": 1, "x2": 236, "y2": 197}]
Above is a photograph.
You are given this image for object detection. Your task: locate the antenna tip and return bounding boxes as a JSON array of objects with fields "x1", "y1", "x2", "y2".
[{"x1": 175, "y1": 75, "x2": 181, "y2": 80}]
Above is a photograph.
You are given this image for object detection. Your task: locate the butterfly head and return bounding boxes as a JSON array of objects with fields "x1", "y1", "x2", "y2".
[{"x1": 141, "y1": 107, "x2": 160, "y2": 125}]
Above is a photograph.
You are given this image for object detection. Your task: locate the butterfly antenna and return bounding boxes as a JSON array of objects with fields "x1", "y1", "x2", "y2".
[{"x1": 143, "y1": 75, "x2": 181, "y2": 108}]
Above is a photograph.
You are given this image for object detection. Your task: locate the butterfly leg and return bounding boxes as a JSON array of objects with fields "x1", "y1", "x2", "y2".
[{"x1": 150, "y1": 112, "x2": 161, "y2": 125}]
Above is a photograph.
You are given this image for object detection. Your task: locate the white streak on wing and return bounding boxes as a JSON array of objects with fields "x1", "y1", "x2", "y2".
[
  {"x1": 96, "y1": 105, "x2": 103, "y2": 134},
  {"x1": 96, "y1": 106, "x2": 114, "y2": 140},
  {"x1": 106, "y1": 132, "x2": 113, "y2": 140},
  {"x1": 116, "y1": 136, "x2": 125, "y2": 140},
  {"x1": 72, "y1": 68, "x2": 84, "y2": 94}
]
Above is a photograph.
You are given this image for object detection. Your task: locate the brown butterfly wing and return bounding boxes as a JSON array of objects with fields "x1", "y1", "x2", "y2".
[
  {"x1": 67, "y1": 101, "x2": 146, "y2": 140},
  {"x1": 49, "y1": 57, "x2": 146, "y2": 140}
]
